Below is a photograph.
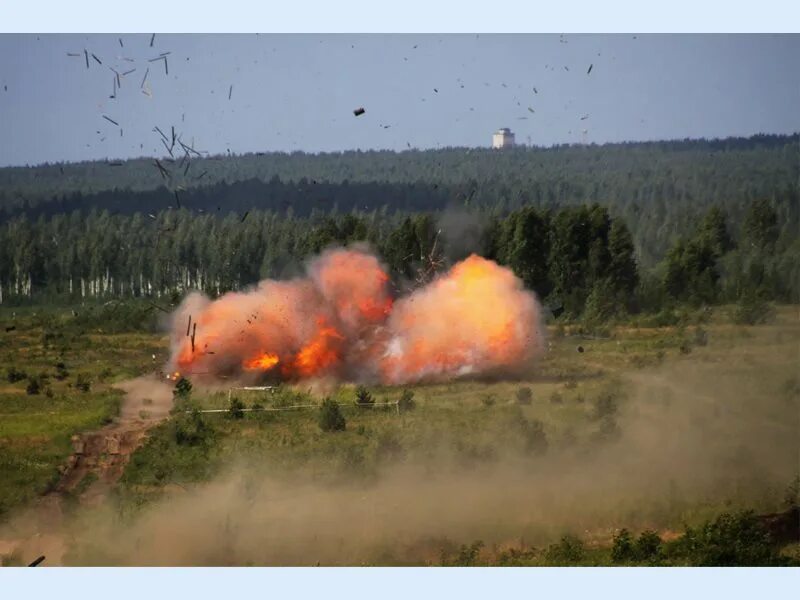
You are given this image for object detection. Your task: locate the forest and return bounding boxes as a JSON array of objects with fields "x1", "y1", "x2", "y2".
[{"x1": 0, "y1": 133, "x2": 797, "y2": 316}]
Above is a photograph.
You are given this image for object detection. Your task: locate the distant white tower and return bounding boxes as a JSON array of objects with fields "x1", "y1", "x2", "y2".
[{"x1": 492, "y1": 128, "x2": 515, "y2": 149}]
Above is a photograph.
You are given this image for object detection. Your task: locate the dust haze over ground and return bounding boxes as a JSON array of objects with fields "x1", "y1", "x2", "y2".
[{"x1": 45, "y1": 324, "x2": 799, "y2": 565}]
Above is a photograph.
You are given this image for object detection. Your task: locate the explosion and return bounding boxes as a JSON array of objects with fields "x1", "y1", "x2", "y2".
[{"x1": 167, "y1": 247, "x2": 544, "y2": 385}]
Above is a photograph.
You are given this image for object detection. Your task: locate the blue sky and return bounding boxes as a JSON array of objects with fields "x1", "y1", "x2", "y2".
[{"x1": 0, "y1": 33, "x2": 798, "y2": 166}]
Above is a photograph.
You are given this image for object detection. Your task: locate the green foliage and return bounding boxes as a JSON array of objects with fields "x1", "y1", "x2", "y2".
[
  {"x1": 743, "y1": 198, "x2": 779, "y2": 251},
  {"x1": 228, "y1": 397, "x2": 245, "y2": 420},
  {"x1": 634, "y1": 530, "x2": 663, "y2": 563},
  {"x1": 442, "y1": 540, "x2": 485, "y2": 566},
  {"x1": 174, "y1": 409, "x2": 215, "y2": 446},
  {"x1": 74, "y1": 374, "x2": 91, "y2": 393},
  {"x1": 54, "y1": 361, "x2": 69, "y2": 380},
  {"x1": 173, "y1": 377, "x2": 192, "y2": 399},
  {"x1": 515, "y1": 386, "x2": 533, "y2": 405},
  {"x1": 398, "y1": 389, "x2": 416, "y2": 413},
  {"x1": 611, "y1": 528, "x2": 635, "y2": 563},
  {"x1": 733, "y1": 291, "x2": 774, "y2": 325},
  {"x1": 25, "y1": 377, "x2": 41, "y2": 395},
  {"x1": 6, "y1": 366, "x2": 26, "y2": 383},
  {"x1": 354, "y1": 385, "x2": 374, "y2": 408},
  {"x1": 545, "y1": 535, "x2": 585, "y2": 564},
  {"x1": 672, "y1": 511, "x2": 788, "y2": 566},
  {"x1": 318, "y1": 398, "x2": 346, "y2": 432}
]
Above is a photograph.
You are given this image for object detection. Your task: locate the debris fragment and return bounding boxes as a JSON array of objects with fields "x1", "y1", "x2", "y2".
[
  {"x1": 122, "y1": 68, "x2": 136, "y2": 76},
  {"x1": 240, "y1": 211, "x2": 249, "y2": 223},
  {"x1": 353, "y1": 107, "x2": 365, "y2": 117},
  {"x1": 102, "y1": 115, "x2": 119, "y2": 127},
  {"x1": 228, "y1": 85, "x2": 233, "y2": 100},
  {"x1": 580, "y1": 114, "x2": 589, "y2": 121},
  {"x1": 528, "y1": 107, "x2": 535, "y2": 113},
  {"x1": 186, "y1": 315, "x2": 192, "y2": 337},
  {"x1": 119, "y1": 37, "x2": 123, "y2": 48},
  {"x1": 587, "y1": 63, "x2": 593, "y2": 75},
  {"x1": 91, "y1": 53, "x2": 102, "y2": 65},
  {"x1": 84, "y1": 49, "x2": 89, "y2": 69},
  {"x1": 150, "y1": 33, "x2": 156, "y2": 47},
  {"x1": 141, "y1": 67, "x2": 149, "y2": 88},
  {"x1": 28, "y1": 556, "x2": 45, "y2": 567}
]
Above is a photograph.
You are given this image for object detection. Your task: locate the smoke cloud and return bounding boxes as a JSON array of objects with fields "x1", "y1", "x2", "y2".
[{"x1": 168, "y1": 247, "x2": 544, "y2": 385}]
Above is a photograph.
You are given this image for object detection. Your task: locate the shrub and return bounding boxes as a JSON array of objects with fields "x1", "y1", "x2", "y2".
[
  {"x1": 6, "y1": 367, "x2": 26, "y2": 383},
  {"x1": 550, "y1": 391, "x2": 563, "y2": 404},
  {"x1": 523, "y1": 418, "x2": 548, "y2": 456},
  {"x1": 173, "y1": 376, "x2": 192, "y2": 399},
  {"x1": 634, "y1": 530, "x2": 663, "y2": 563},
  {"x1": 674, "y1": 511, "x2": 788, "y2": 566},
  {"x1": 228, "y1": 397, "x2": 245, "y2": 419},
  {"x1": 75, "y1": 374, "x2": 91, "y2": 393},
  {"x1": 398, "y1": 389, "x2": 416, "y2": 413},
  {"x1": 54, "y1": 362, "x2": 69, "y2": 381},
  {"x1": 319, "y1": 398, "x2": 346, "y2": 432},
  {"x1": 516, "y1": 386, "x2": 533, "y2": 405},
  {"x1": 481, "y1": 394, "x2": 496, "y2": 407},
  {"x1": 611, "y1": 529, "x2": 635, "y2": 563},
  {"x1": 545, "y1": 535, "x2": 585, "y2": 564},
  {"x1": 26, "y1": 378, "x2": 41, "y2": 396},
  {"x1": 355, "y1": 385, "x2": 374, "y2": 408},
  {"x1": 693, "y1": 326, "x2": 708, "y2": 346},
  {"x1": 173, "y1": 408, "x2": 214, "y2": 446},
  {"x1": 733, "y1": 292, "x2": 774, "y2": 325},
  {"x1": 443, "y1": 541, "x2": 485, "y2": 566}
]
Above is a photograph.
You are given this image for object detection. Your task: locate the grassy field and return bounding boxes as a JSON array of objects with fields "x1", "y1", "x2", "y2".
[
  {"x1": 1, "y1": 303, "x2": 798, "y2": 565},
  {"x1": 0, "y1": 304, "x2": 165, "y2": 519}
]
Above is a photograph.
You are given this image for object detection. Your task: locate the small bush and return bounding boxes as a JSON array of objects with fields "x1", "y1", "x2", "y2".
[
  {"x1": 355, "y1": 385, "x2": 374, "y2": 408},
  {"x1": 6, "y1": 367, "x2": 27, "y2": 383},
  {"x1": 75, "y1": 374, "x2": 91, "y2": 393},
  {"x1": 398, "y1": 389, "x2": 416, "y2": 413},
  {"x1": 443, "y1": 541, "x2": 485, "y2": 566},
  {"x1": 54, "y1": 362, "x2": 69, "y2": 381},
  {"x1": 733, "y1": 293, "x2": 774, "y2": 325},
  {"x1": 173, "y1": 408, "x2": 214, "y2": 447},
  {"x1": 550, "y1": 391, "x2": 563, "y2": 404},
  {"x1": 173, "y1": 376, "x2": 192, "y2": 399},
  {"x1": 319, "y1": 398, "x2": 346, "y2": 432},
  {"x1": 546, "y1": 535, "x2": 585, "y2": 564},
  {"x1": 634, "y1": 530, "x2": 663, "y2": 563},
  {"x1": 481, "y1": 394, "x2": 496, "y2": 407},
  {"x1": 693, "y1": 327, "x2": 708, "y2": 346},
  {"x1": 673, "y1": 511, "x2": 788, "y2": 566},
  {"x1": 228, "y1": 397, "x2": 245, "y2": 419},
  {"x1": 515, "y1": 386, "x2": 533, "y2": 405},
  {"x1": 611, "y1": 529, "x2": 635, "y2": 563},
  {"x1": 26, "y1": 378, "x2": 41, "y2": 396}
]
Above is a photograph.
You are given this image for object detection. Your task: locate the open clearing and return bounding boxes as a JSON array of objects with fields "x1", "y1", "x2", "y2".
[{"x1": 0, "y1": 305, "x2": 798, "y2": 565}]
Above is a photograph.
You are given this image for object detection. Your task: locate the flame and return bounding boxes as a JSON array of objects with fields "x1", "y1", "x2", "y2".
[
  {"x1": 166, "y1": 248, "x2": 543, "y2": 385},
  {"x1": 243, "y1": 353, "x2": 280, "y2": 371}
]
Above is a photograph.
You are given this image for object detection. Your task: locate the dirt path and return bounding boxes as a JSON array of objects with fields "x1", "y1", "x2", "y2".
[{"x1": 0, "y1": 375, "x2": 173, "y2": 566}]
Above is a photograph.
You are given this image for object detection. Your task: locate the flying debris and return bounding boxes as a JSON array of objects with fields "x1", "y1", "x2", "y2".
[
  {"x1": 150, "y1": 33, "x2": 156, "y2": 47},
  {"x1": 527, "y1": 107, "x2": 535, "y2": 113},
  {"x1": 141, "y1": 67, "x2": 149, "y2": 88},
  {"x1": 91, "y1": 53, "x2": 102, "y2": 65},
  {"x1": 66, "y1": 52, "x2": 81, "y2": 57},
  {"x1": 84, "y1": 49, "x2": 89, "y2": 69},
  {"x1": 580, "y1": 114, "x2": 589, "y2": 121},
  {"x1": 241, "y1": 211, "x2": 249, "y2": 223},
  {"x1": 122, "y1": 68, "x2": 136, "y2": 76},
  {"x1": 533, "y1": 87, "x2": 538, "y2": 94},
  {"x1": 28, "y1": 556, "x2": 45, "y2": 567},
  {"x1": 353, "y1": 107, "x2": 365, "y2": 117},
  {"x1": 228, "y1": 85, "x2": 233, "y2": 100},
  {"x1": 587, "y1": 63, "x2": 593, "y2": 75},
  {"x1": 119, "y1": 37, "x2": 123, "y2": 48},
  {"x1": 102, "y1": 115, "x2": 119, "y2": 127}
]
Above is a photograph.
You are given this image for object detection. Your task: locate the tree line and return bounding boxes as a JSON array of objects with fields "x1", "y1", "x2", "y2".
[{"x1": 0, "y1": 198, "x2": 796, "y2": 317}]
